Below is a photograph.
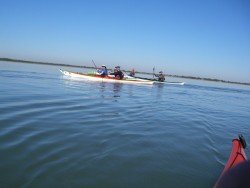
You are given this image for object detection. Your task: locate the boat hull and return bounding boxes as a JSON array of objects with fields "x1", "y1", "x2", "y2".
[
  {"x1": 214, "y1": 135, "x2": 247, "y2": 187},
  {"x1": 221, "y1": 138, "x2": 247, "y2": 175},
  {"x1": 132, "y1": 76, "x2": 185, "y2": 85},
  {"x1": 60, "y1": 69, "x2": 154, "y2": 85}
]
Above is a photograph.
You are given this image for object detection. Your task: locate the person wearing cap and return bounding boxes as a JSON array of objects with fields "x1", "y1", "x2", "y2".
[
  {"x1": 110, "y1": 66, "x2": 124, "y2": 79},
  {"x1": 96, "y1": 65, "x2": 108, "y2": 76},
  {"x1": 154, "y1": 71, "x2": 165, "y2": 82}
]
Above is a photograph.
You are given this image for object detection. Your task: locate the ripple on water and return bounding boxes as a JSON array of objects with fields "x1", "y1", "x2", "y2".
[{"x1": 0, "y1": 66, "x2": 250, "y2": 187}]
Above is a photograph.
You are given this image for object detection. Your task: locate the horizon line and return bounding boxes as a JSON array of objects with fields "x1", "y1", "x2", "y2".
[{"x1": 0, "y1": 57, "x2": 249, "y2": 86}]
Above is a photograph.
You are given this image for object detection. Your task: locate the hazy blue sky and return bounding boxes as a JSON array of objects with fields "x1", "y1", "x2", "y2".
[{"x1": 0, "y1": 0, "x2": 249, "y2": 82}]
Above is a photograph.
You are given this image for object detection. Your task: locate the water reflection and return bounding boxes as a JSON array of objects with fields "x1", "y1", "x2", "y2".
[
  {"x1": 61, "y1": 75, "x2": 154, "y2": 101},
  {"x1": 113, "y1": 83, "x2": 122, "y2": 98},
  {"x1": 61, "y1": 75, "x2": 89, "y2": 90},
  {"x1": 98, "y1": 82, "x2": 123, "y2": 100},
  {"x1": 155, "y1": 83, "x2": 164, "y2": 98},
  {"x1": 61, "y1": 74, "x2": 124, "y2": 100}
]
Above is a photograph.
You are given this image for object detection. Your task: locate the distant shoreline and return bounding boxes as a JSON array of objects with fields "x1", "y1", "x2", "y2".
[{"x1": 1, "y1": 57, "x2": 249, "y2": 86}]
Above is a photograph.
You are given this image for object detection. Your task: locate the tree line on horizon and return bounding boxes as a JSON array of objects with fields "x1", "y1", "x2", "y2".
[{"x1": 0, "y1": 57, "x2": 249, "y2": 86}]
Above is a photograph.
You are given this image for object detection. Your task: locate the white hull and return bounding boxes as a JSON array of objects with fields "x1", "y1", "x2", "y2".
[
  {"x1": 131, "y1": 76, "x2": 185, "y2": 85},
  {"x1": 60, "y1": 69, "x2": 154, "y2": 85}
]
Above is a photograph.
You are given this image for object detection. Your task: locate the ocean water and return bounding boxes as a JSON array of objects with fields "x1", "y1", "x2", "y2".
[{"x1": 0, "y1": 61, "x2": 249, "y2": 188}]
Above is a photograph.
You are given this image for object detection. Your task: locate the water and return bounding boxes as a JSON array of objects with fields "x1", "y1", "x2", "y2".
[{"x1": 0, "y1": 61, "x2": 250, "y2": 188}]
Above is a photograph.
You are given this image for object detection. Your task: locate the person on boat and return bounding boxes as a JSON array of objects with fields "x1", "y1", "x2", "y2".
[
  {"x1": 110, "y1": 66, "x2": 124, "y2": 79},
  {"x1": 96, "y1": 65, "x2": 108, "y2": 76},
  {"x1": 129, "y1": 69, "x2": 135, "y2": 77},
  {"x1": 154, "y1": 71, "x2": 165, "y2": 82}
]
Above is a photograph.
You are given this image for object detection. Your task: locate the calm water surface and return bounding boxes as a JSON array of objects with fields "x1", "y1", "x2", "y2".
[{"x1": 0, "y1": 61, "x2": 250, "y2": 188}]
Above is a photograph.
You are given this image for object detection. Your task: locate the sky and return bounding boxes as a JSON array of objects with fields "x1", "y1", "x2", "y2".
[{"x1": 0, "y1": 0, "x2": 249, "y2": 82}]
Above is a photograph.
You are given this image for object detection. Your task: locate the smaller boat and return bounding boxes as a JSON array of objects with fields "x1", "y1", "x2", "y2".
[
  {"x1": 59, "y1": 69, "x2": 155, "y2": 85},
  {"x1": 131, "y1": 76, "x2": 185, "y2": 85}
]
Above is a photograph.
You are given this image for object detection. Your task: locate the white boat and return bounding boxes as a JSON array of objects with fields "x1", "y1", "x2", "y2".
[
  {"x1": 59, "y1": 69, "x2": 155, "y2": 85},
  {"x1": 131, "y1": 76, "x2": 185, "y2": 85}
]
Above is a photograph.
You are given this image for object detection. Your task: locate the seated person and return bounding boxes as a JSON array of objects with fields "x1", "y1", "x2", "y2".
[
  {"x1": 110, "y1": 66, "x2": 124, "y2": 79},
  {"x1": 96, "y1": 65, "x2": 108, "y2": 76},
  {"x1": 129, "y1": 69, "x2": 135, "y2": 77},
  {"x1": 155, "y1": 71, "x2": 165, "y2": 82}
]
